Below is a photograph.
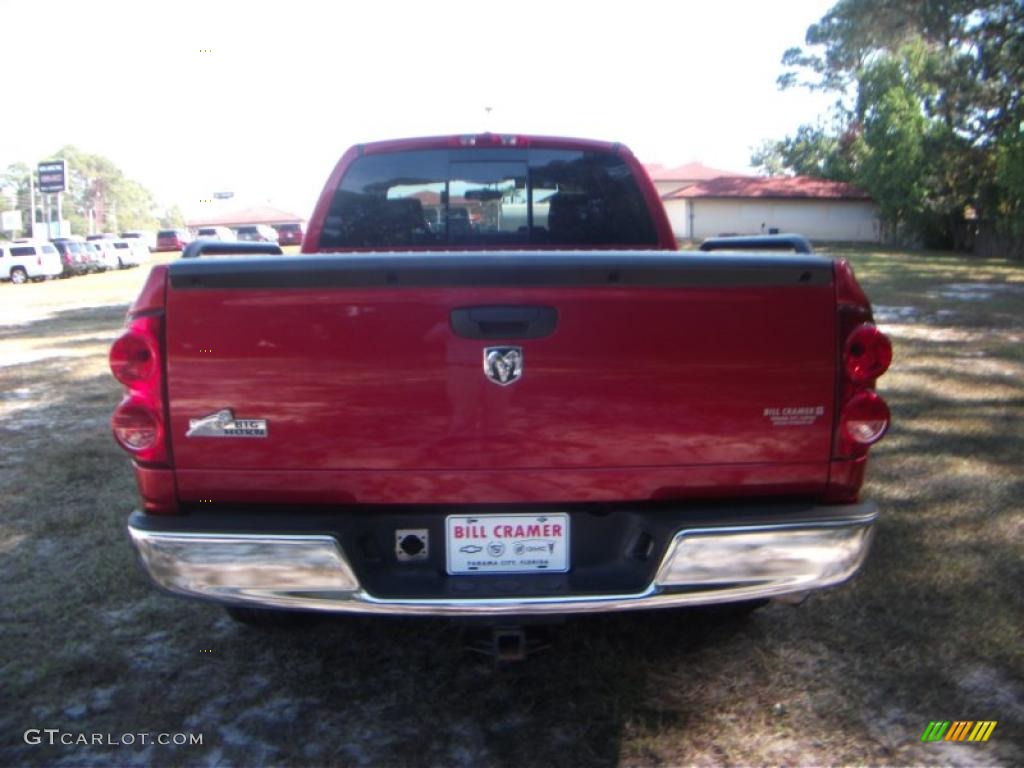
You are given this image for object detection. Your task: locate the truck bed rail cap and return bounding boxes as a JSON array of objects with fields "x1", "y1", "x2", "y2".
[{"x1": 167, "y1": 251, "x2": 835, "y2": 290}]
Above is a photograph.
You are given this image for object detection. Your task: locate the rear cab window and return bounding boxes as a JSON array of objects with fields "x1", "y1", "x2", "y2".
[{"x1": 318, "y1": 147, "x2": 658, "y2": 250}]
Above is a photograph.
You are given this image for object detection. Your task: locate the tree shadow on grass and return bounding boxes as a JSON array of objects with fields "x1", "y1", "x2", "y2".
[{"x1": 0, "y1": 304, "x2": 129, "y2": 344}]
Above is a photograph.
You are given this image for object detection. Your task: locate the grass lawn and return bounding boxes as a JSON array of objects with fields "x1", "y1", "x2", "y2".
[{"x1": 0, "y1": 247, "x2": 1021, "y2": 766}]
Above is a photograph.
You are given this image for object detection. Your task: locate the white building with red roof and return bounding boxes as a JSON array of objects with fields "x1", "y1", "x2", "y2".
[
  {"x1": 645, "y1": 170, "x2": 881, "y2": 243},
  {"x1": 186, "y1": 205, "x2": 305, "y2": 230},
  {"x1": 642, "y1": 162, "x2": 747, "y2": 196}
]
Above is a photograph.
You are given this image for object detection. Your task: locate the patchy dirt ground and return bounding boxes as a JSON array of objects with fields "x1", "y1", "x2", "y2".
[{"x1": 0, "y1": 249, "x2": 1022, "y2": 767}]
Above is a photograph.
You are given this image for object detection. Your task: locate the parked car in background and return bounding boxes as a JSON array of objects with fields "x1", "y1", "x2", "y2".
[
  {"x1": 120, "y1": 230, "x2": 157, "y2": 251},
  {"x1": 234, "y1": 224, "x2": 279, "y2": 243},
  {"x1": 108, "y1": 238, "x2": 144, "y2": 268},
  {"x1": 1, "y1": 241, "x2": 63, "y2": 283},
  {"x1": 86, "y1": 233, "x2": 118, "y2": 242},
  {"x1": 125, "y1": 238, "x2": 150, "y2": 264},
  {"x1": 274, "y1": 222, "x2": 304, "y2": 245},
  {"x1": 83, "y1": 243, "x2": 117, "y2": 274},
  {"x1": 51, "y1": 239, "x2": 92, "y2": 275},
  {"x1": 156, "y1": 229, "x2": 192, "y2": 252},
  {"x1": 82, "y1": 241, "x2": 107, "y2": 271},
  {"x1": 194, "y1": 226, "x2": 234, "y2": 241}
]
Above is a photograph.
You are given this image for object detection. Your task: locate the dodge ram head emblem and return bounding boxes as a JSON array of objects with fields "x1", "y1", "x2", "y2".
[{"x1": 483, "y1": 347, "x2": 523, "y2": 386}]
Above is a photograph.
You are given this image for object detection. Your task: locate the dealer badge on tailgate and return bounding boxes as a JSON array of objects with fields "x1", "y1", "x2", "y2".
[{"x1": 446, "y1": 513, "x2": 569, "y2": 574}]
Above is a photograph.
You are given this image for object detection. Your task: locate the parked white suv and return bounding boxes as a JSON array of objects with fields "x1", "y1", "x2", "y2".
[
  {"x1": 88, "y1": 239, "x2": 120, "y2": 271},
  {"x1": 194, "y1": 226, "x2": 235, "y2": 241},
  {"x1": 120, "y1": 230, "x2": 157, "y2": 251},
  {"x1": 0, "y1": 241, "x2": 63, "y2": 284},
  {"x1": 234, "y1": 224, "x2": 279, "y2": 243},
  {"x1": 108, "y1": 238, "x2": 145, "y2": 268}
]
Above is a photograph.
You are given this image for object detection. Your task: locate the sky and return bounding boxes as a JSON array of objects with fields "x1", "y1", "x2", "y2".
[{"x1": 0, "y1": 0, "x2": 838, "y2": 221}]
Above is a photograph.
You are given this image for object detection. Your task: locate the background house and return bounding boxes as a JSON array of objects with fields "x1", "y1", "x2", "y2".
[
  {"x1": 643, "y1": 162, "x2": 748, "y2": 240},
  {"x1": 642, "y1": 162, "x2": 746, "y2": 196},
  {"x1": 660, "y1": 175, "x2": 881, "y2": 242},
  {"x1": 186, "y1": 205, "x2": 305, "y2": 231}
]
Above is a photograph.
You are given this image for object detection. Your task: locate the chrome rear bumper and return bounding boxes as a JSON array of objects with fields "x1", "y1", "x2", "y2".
[{"x1": 128, "y1": 504, "x2": 877, "y2": 616}]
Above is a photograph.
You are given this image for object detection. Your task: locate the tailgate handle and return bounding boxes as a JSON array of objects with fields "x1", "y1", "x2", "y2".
[{"x1": 450, "y1": 306, "x2": 558, "y2": 340}]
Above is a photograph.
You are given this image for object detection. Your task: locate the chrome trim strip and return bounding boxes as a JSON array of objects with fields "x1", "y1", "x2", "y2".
[{"x1": 128, "y1": 505, "x2": 877, "y2": 616}]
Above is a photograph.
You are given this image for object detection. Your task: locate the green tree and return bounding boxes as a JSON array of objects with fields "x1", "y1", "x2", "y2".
[
  {"x1": 4, "y1": 151, "x2": 172, "y2": 238},
  {"x1": 751, "y1": 123, "x2": 860, "y2": 181},
  {"x1": 159, "y1": 205, "x2": 185, "y2": 229},
  {"x1": 767, "y1": 0, "x2": 1024, "y2": 250},
  {"x1": 43, "y1": 146, "x2": 162, "y2": 235},
  {"x1": 856, "y1": 51, "x2": 930, "y2": 241},
  {"x1": 994, "y1": 120, "x2": 1024, "y2": 239},
  {"x1": 1, "y1": 162, "x2": 44, "y2": 235},
  {"x1": 749, "y1": 140, "x2": 788, "y2": 177}
]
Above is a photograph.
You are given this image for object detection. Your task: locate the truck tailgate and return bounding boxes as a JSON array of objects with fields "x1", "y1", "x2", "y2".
[{"x1": 164, "y1": 253, "x2": 837, "y2": 503}]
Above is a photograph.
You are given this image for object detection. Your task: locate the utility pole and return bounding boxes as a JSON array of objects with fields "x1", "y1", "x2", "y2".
[
  {"x1": 29, "y1": 169, "x2": 36, "y2": 239},
  {"x1": 86, "y1": 177, "x2": 95, "y2": 235}
]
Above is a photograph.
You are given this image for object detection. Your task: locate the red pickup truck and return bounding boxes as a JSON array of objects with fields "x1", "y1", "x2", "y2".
[{"x1": 112, "y1": 134, "x2": 891, "y2": 639}]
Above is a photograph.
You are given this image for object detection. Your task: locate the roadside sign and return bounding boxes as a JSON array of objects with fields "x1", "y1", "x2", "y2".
[
  {"x1": 38, "y1": 160, "x2": 66, "y2": 193},
  {"x1": 2, "y1": 210, "x2": 22, "y2": 231}
]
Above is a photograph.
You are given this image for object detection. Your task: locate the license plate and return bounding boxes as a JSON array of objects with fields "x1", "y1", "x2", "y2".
[{"x1": 446, "y1": 513, "x2": 570, "y2": 574}]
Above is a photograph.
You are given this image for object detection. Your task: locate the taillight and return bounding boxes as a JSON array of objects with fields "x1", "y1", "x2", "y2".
[
  {"x1": 831, "y1": 259, "x2": 892, "y2": 462},
  {"x1": 110, "y1": 327, "x2": 157, "y2": 384},
  {"x1": 844, "y1": 323, "x2": 892, "y2": 383},
  {"x1": 112, "y1": 399, "x2": 163, "y2": 451},
  {"x1": 839, "y1": 390, "x2": 890, "y2": 449},
  {"x1": 110, "y1": 313, "x2": 168, "y2": 464}
]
